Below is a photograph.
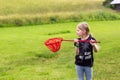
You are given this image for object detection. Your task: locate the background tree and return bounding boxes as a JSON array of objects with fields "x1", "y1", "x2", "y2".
[{"x1": 103, "y1": 0, "x2": 114, "y2": 9}]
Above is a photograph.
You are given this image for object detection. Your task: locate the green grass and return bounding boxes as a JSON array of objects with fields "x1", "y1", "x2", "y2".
[{"x1": 0, "y1": 21, "x2": 120, "y2": 80}]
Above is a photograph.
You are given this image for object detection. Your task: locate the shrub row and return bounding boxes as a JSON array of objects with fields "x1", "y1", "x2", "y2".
[{"x1": 0, "y1": 11, "x2": 120, "y2": 27}]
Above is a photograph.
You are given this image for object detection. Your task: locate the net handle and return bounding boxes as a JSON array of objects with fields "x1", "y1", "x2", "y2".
[{"x1": 62, "y1": 39, "x2": 101, "y2": 43}]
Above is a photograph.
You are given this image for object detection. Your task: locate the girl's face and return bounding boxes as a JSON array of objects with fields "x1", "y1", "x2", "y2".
[{"x1": 76, "y1": 27, "x2": 86, "y2": 36}]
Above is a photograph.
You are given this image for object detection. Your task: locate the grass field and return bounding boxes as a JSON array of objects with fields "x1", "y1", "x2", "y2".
[{"x1": 0, "y1": 21, "x2": 120, "y2": 80}]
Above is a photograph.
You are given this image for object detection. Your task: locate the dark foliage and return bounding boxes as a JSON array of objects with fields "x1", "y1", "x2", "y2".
[{"x1": 103, "y1": 0, "x2": 115, "y2": 9}]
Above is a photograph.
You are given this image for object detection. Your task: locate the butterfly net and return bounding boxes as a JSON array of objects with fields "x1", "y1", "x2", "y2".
[{"x1": 44, "y1": 38, "x2": 63, "y2": 52}]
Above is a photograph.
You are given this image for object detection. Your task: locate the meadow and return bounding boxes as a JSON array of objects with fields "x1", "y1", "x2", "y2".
[
  {"x1": 0, "y1": 20, "x2": 120, "y2": 80},
  {"x1": 0, "y1": 0, "x2": 120, "y2": 27},
  {"x1": 0, "y1": 0, "x2": 105, "y2": 15}
]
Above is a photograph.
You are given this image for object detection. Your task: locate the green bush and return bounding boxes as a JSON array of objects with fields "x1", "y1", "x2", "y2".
[
  {"x1": 0, "y1": 11, "x2": 120, "y2": 27},
  {"x1": 103, "y1": 0, "x2": 114, "y2": 9},
  {"x1": 88, "y1": 12, "x2": 119, "y2": 21}
]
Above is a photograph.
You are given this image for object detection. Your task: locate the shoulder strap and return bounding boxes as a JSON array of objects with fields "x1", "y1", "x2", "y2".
[{"x1": 88, "y1": 35, "x2": 96, "y2": 40}]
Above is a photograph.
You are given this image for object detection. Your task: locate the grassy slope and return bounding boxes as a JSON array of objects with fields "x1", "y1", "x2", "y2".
[
  {"x1": 0, "y1": 21, "x2": 120, "y2": 80},
  {"x1": 2, "y1": 0, "x2": 120, "y2": 27},
  {"x1": 0, "y1": 0, "x2": 105, "y2": 15},
  {"x1": 0, "y1": 0, "x2": 107, "y2": 20}
]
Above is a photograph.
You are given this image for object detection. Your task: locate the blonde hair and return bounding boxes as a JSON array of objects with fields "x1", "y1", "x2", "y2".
[{"x1": 77, "y1": 22, "x2": 90, "y2": 35}]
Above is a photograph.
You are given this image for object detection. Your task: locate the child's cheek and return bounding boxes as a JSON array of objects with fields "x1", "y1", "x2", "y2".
[
  {"x1": 79, "y1": 31, "x2": 82, "y2": 35},
  {"x1": 77, "y1": 33, "x2": 81, "y2": 36}
]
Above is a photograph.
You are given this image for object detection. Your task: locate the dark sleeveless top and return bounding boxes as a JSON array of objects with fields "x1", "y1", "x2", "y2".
[{"x1": 74, "y1": 35, "x2": 95, "y2": 67}]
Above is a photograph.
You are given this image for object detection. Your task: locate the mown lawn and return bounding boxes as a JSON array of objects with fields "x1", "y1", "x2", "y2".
[{"x1": 0, "y1": 21, "x2": 120, "y2": 80}]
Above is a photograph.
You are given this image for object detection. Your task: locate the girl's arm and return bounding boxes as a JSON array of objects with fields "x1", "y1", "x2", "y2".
[
  {"x1": 90, "y1": 40, "x2": 99, "y2": 52},
  {"x1": 74, "y1": 39, "x2": 79, "y2": 55},
  {"x1": 92, "y1": 43, "x2": 99, "y2": 52},
  {"x1": 75, "y1": 47, "x2": 79, "y2": 55}
]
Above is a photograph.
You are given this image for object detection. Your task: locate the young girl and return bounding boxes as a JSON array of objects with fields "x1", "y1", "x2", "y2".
[{"x1": 74, "y1": 22, "x2": 99, "y2": 80}]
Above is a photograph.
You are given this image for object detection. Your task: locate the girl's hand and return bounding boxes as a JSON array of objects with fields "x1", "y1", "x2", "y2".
[
  {"x1": 90, "y1": 39, "x2": 96, "y2": 46},
  {"x1": 74, "y1": 39, "x2": 79, "y2": 48},
  {"x1": 74, "y1": 39, "x2": 79, "y2": 42}
]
